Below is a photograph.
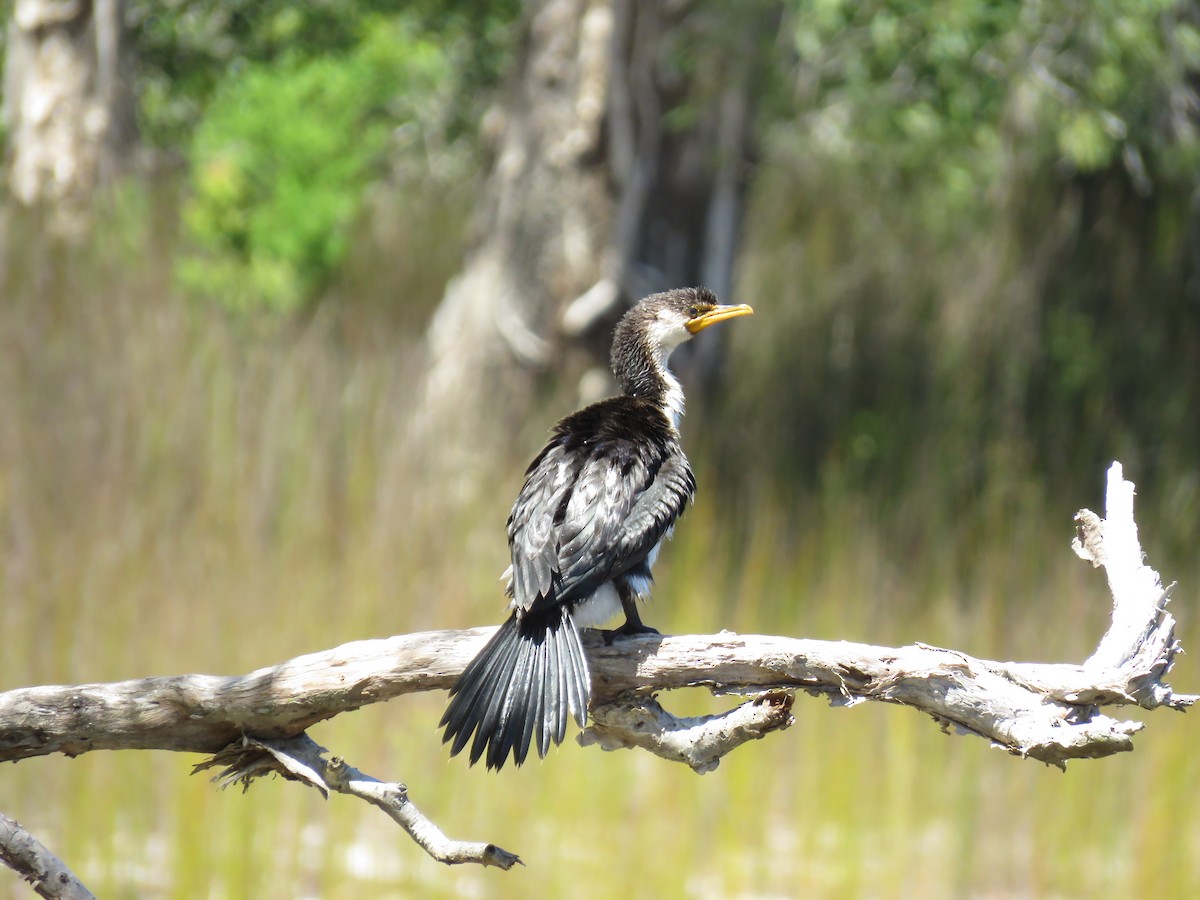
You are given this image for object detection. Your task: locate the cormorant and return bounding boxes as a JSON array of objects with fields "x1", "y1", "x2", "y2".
[{"x1": 440, "y1": 286, "x2": 753, "y2": 770}]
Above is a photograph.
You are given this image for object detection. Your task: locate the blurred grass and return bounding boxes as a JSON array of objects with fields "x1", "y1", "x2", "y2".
[{"x1": 1, "y1": 195, "x2": 1198, "y2": 900}]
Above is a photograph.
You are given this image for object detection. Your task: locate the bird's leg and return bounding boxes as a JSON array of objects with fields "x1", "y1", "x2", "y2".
[{"x1": 601, "y1": 584, "x2": 661, "y2": 644}]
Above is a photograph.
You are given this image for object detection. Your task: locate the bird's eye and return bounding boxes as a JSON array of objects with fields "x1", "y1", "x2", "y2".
[{"x1": 686, "y1": 306, "x2": 699, "y2": 318}]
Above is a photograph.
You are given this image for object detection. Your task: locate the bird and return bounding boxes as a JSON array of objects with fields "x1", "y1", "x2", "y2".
[{"x1": 440, "y1": 286, "x2": 753, "y2": 770}]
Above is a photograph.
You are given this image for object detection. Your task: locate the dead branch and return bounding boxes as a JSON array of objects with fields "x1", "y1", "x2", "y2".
[
  {"x1": 195, "y1": 736, "x2": 521, "y2": 870},
  {"x1": 0, "y1": 461, "x2": 1193, "y2": 875},
  {"x1": 580, "y1": 691, "x2": 795, "y2": 773},
  {"x1": 0, "y1": 812, "x2": 95, "y2": 900}
]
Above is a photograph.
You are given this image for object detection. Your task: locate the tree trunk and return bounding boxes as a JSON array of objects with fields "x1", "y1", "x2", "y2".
[
  {"x1": 3, "y1": 0, "x2": 137, "y2": 235},
  {"x1": 412, "y1": 0, "x2": 769, "y2": 485}
]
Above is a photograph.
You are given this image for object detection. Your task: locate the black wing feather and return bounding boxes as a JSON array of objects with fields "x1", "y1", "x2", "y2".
[
  {"x1": 507, "y1": 398, "x2": 693, "y2": 615},
  {"x1": 445, "y1": 397, "x2": 692, "y2": 769}
]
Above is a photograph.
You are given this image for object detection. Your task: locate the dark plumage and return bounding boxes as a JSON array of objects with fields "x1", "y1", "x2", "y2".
[{"x1": 440, "y1": 287, "x2": 753, "y2": 770}]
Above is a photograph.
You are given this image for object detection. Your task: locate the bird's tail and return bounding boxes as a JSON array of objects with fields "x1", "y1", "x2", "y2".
[{"x1": 440, "y1": 607, "x2": 590, "y2": 770}]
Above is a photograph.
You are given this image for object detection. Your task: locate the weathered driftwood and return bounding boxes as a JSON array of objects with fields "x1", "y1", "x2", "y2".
[{"x1": 0, "y1": 462, "x2": 1193, "y2": 880}]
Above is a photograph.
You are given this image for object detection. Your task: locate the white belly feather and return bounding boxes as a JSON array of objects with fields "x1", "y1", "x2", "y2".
[
  {"x1": 569, "y1": 537, "x2": 664, "y2": 627},
  {"x1": 572, "y1": 582, "x2": 624, "y2": 627}
]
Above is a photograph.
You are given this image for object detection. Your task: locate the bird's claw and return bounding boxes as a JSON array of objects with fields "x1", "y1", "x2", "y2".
[{"x1": 600, "y1": 622, "x2": 661, "y2": 645}]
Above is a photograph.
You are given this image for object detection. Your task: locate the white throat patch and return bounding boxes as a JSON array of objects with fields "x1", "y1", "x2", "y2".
[
  {"x1": 658, "y1": 364, "x2": 685, "y2": 429},
  {"x1": 646, "y1": 313, "x2": 690, "y2": 430}
]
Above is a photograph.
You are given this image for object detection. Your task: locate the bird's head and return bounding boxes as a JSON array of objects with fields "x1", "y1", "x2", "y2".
[
  {"x1": 609, "y1": 287, "x2": 754, "y2": 418},
  {"x1": 615, "y1": 287, "x2": 754, "y2": 361}
]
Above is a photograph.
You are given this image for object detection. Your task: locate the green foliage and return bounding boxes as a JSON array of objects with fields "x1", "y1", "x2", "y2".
[
  {"x1": 130, "y1": 1, "x2": 373, "y2": 148},
  {"x1": 786, "y1": 0, "x2": 1200, "y2": 219},
  {"x1": 129, "y1": 0, "x2": 519, "y2": 147},
  {"x1": 176, "y1": 17, "x2": 449, "y2": 313},
  {"x1": 720, "y1": 0, "x2": 1200, "y2": 522},
  {"x1": 128, "y1": 0, "x2": 519, "y2": 313}
]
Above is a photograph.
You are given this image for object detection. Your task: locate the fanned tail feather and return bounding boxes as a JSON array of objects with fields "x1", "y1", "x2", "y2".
[{"x1": 440, "y1": 608, "x2": 590, "y2": 770}]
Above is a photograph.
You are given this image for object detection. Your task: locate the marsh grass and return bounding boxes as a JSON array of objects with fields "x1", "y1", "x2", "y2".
[{"x1": 1, "y1": 204, "x2": 1198, "y2": 899}]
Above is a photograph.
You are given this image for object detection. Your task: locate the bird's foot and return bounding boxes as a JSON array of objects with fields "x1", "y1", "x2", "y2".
[{"x1": 600, "y1": 622, "x2": 661, "y2": 645}]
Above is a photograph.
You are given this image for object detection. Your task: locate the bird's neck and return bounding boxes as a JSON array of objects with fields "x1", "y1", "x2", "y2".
[{"x1": 615, "y1": 341, "x2": 685, "y2": 430}]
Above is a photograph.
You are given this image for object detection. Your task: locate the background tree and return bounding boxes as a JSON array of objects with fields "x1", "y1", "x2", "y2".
[
  {"x1": 413, "y1": 0, "x2": 775, "y2": 482},
  {"x1": 3, "y1": 0, "x2": 137, "y2": 234}
]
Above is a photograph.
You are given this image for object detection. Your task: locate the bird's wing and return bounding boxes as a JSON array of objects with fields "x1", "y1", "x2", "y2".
[
  {"x1": 505, "y1": 440, "x2": 575, "y2": 611},
  {"x1": 598, "y1": 449, "x2": 695, "y2": 570},
  {"x1": 507, "y1": 435, "x2": 694, "y2": 615}
]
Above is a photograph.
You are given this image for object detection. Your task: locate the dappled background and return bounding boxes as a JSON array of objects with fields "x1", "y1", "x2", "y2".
[{"x1": 2, "y1": 0, "x2": 1199, "y2": 897}]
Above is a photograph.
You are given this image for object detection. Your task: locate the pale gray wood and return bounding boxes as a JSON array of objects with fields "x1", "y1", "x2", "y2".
[
  {"x1": 3, "y1": 0, "x2": 136, "y2": 233},
  {"x1": 197, "y1": 736, "x2": 522, "y2": 870},
  {"x1": 582, "y1": 691, "x2": 796, "y2": 774},
  {"x1": 0, "y1": 811, "x2": 95, "y2": 899}
]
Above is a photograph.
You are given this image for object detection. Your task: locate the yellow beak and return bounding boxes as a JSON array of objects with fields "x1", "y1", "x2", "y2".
[{"x1": 686, "y1": 303, "x2": 755, "y2": 335}]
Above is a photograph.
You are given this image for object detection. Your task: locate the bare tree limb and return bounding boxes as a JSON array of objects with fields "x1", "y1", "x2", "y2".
[
  {"x1": 0, "y1": 631, "x2": 471, "y2": 761},
  {"x1": 581, "y1": 691, "x2": 795, "y2": 773},
  {"x1": 5, "y1": 620, "x2": 1187, "y2": 767},
  {"x1": 0, "y1": 462, "x2": 1191, "y2": 772},
  {"x1": 195, "y1": 736, "x2": 522, "y2": 870},
  {"x1": 0, "y1": 811, "x2": 95, "y2": 900},
  {"x1": 0, "y1": 461, "x2": 1193, "y2": 876}
]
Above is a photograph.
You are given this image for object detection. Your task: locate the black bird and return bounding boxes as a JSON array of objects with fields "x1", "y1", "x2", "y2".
[{"x1": 440, "y1": 287, "x2": 753, "y2": 770}]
